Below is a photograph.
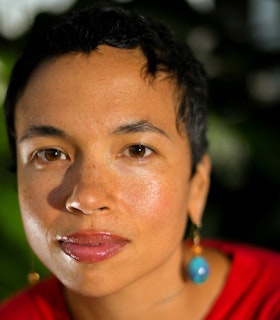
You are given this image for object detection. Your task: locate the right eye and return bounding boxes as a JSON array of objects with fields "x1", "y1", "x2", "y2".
[
  {"x1": 33, "y1": 148, "x2": 68, "y2": 162},
  {"x1": 123, "y1": 144, "x2": 154, "y2": 158}
]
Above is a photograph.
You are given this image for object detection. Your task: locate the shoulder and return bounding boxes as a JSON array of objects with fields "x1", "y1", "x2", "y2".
[
  {"x1": 201, "y1": 240, "x2": 280, "y2": 319},
  {"x1": 0, "y1": 277, "x2": 70, "y2": 320}
]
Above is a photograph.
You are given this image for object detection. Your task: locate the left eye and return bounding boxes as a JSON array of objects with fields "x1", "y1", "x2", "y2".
[
  {"x1": 123, "y1": 145, "x2": 153, "y2": 158},
  {"x1": 34, "y1": 148, "x2": 68, "y2": 162}
]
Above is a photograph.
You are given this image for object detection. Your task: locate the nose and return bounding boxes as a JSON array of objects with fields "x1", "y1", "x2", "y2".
[{"x1": 65, "y1": 164, "x2": 115, "y2": 215}]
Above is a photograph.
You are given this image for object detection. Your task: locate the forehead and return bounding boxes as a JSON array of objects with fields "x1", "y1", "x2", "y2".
[
  {"x1": 16, "y1": 46, "x2": 182, "y2": 138},
  {"x1": 22, "y1": 45, "x2": 179, "y2": 100}
]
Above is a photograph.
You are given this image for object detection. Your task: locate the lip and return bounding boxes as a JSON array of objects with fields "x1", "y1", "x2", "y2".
[{"x1": 57, "y1": 231, "x2": 129, "y2": 263}]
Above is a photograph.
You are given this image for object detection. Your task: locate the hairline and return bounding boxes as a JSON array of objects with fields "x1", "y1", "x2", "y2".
[{"x1": 14, "y1": 46, "x2": 190, "y2": 137}]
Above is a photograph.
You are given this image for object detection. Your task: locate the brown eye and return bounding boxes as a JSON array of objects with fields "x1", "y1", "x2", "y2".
[
  {"x1": 35, "y1": 149, "x2": 67, "y2": 162},
  {"x1": 125, "y1": 145, "x2": 153, "y2": 158}
]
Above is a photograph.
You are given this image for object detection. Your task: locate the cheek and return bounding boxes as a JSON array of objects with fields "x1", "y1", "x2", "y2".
[
  {"x1": 17, "y1": 164, "x2": 64, "y2": 218},
  {"x1": 18, "y1": 184, "x2": 44, "y2": 235},
  {"x1": 18, "y1": 173, "x2": 46, "y2": 219},
  {"x1": 120, "y1": 171, "x2": 189, "y2": 236},
  {"x1": 18, "y1": 180, "x2": 60, "y2": 273},
  {"x1": 17, "y1": 173, "x2": 52, "y2": 248}
]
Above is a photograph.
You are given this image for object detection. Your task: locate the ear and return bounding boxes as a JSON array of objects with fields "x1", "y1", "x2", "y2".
[{"x1": 188, "y1": 154, "x2": 211, "y2": 224}]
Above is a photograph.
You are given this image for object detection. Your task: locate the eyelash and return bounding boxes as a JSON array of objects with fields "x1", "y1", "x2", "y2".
[
  {"x1": 32, "y1": 148, "x2": 68, "y2": 162},
  {"x1": 31, "y1": 144, "x2": 155, "y2": 164},
  {"x1": 123, "y1": 144, "x2": 154, "y2": 158}
]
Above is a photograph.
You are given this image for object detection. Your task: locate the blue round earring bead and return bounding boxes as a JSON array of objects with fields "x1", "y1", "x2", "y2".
[{"x1": 187, "y1": 256, "x2": 210, "y2": 284}]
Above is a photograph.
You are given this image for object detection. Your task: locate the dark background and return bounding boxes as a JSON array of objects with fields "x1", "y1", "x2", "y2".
[{"x1": 0, "y1": 0, "x2": 279, "y2": 300}]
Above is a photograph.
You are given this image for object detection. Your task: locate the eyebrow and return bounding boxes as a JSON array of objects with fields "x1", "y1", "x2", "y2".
[
  {"x1": 18, "y1": 125, "x2": 67, "y2": 143},
  {"x1": 111, "y1": 120, "x2": 170, "y2": 139},
  {"x1": 18, "y1": 120, "x2": 170, "y2": 143}
]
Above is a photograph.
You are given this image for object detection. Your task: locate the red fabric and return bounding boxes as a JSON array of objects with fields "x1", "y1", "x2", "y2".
[
  {"x1": 0, "y1": 241, "x2": 279, "y2": 319},
  {"x1": 203, "y1": 241, "x2": 280, "y2": 320},
  {"x1": 0, "y1": 277, "x2": 69, "y2": 320}
]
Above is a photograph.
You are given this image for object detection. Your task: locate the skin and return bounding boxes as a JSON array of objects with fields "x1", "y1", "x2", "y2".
[{"x1": 15, "y1": 46, "x2": 229, "y2": 319}]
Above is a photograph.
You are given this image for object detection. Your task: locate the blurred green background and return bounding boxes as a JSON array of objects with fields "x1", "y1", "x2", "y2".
[{"x1": 0, "y1": 0, "x2": 280, "y2": 300}]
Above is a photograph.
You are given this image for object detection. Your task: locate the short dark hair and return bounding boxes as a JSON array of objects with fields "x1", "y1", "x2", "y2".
[{"x1": 4, "y1": 4, "x2": 208, "y2": 171}]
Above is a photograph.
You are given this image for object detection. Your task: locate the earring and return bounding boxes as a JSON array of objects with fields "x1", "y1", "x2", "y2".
[
  {"x1": 27, "y1": 253, "x2": 40, "y2": 285},
  {"x1": 186, "y1": 222, "x2": 209, "y2": 284}
]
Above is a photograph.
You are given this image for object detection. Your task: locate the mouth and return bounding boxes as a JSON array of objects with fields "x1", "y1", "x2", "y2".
[{"x1": 57, "y1": 231, "x2": 129, "y2": 263}]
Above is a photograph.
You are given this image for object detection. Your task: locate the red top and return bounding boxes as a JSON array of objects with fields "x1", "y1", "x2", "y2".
[
  {"x1": 204, "y1": 241, "x2": 280, "y2": 320},
  {"x1": 1, "y1": 241, "x2": 279, "y2": 319}
]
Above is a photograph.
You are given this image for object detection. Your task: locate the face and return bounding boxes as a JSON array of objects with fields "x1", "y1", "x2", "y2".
[{"x1": 15, "y1": 46, "x2": 209, "y2": 297}]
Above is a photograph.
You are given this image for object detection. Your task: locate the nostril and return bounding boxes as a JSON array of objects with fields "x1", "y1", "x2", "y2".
[
  {"x1": 65, "y1": 202, "x2": 79, "y2": 214},
  {"x1": 65, "y1": 202, "x2": 75, "y2": 213},
  {"x1": 65, "y1": 200, "x2": 109, "y2": 214}
]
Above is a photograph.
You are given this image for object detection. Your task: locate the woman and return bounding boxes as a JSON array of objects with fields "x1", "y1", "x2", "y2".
[{"x1": 1, "y1": 4, "x2": 279, "y2": 319}]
